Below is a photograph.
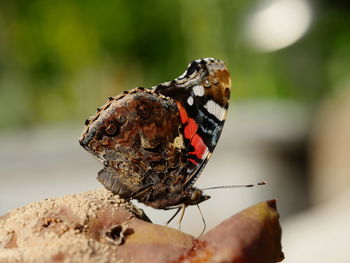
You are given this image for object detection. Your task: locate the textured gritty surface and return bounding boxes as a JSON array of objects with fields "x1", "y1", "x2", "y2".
[{"x1": 0, "y1": 189, "x2": 284, "y2": 263}]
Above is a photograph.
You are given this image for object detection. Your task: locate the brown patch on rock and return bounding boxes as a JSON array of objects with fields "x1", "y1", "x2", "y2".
[
  {"x1": 3, "y1": 231, "x2": 17, "y2": 249},
  {"x1": 174, "y1": 240, "x2": 213, "y2": 263},
  {"x1": 51, "y1": 252, "x2": 65, "y2": 262},
  {"x1": 197, "y1": 200, "x2": 284, "y2": 263}
]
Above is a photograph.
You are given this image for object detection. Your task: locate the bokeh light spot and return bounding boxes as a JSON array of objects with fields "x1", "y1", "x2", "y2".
[{"x1": 244, "y1": 0, "x2": 313, "y2": 52}]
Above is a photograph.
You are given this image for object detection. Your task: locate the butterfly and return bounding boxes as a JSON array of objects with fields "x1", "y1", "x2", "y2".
[{"x1": 79, "y1": 58, "x2": 231, "y2": 216}]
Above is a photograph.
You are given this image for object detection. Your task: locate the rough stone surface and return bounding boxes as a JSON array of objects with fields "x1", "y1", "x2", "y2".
[{"x1": 0, "y1": 189, "x2": 283, "y2": 263}]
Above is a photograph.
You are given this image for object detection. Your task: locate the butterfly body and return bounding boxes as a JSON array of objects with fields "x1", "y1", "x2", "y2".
[{"x1": 79, "y1": 58, "x2": 231, "y2": 209}]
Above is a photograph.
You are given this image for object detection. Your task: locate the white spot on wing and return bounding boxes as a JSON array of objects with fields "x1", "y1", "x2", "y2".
[
  {"x1": 204, "y1": 100, "x2": 226, "y2": 121},
  {"x1": 192, "y1": 85, "x2": 204, "y2": 96},
  {"x1": 187, "y1": 96, "x2": 194, "y2": 106}
]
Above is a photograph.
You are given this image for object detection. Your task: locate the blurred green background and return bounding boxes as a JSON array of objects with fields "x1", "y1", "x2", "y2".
[{"x1": 0, "y1": 0, "x2": 349, "y2": 129}]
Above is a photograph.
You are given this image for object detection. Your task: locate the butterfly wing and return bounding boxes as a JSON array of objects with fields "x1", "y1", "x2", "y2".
[{"x1": 154, "y1": 58, "x2": 231, "y2": 187}]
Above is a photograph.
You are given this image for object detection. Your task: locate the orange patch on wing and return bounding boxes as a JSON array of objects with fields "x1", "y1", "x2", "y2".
[{"x1": 176, "y1": 102, "x2": 189, "y2": 125}]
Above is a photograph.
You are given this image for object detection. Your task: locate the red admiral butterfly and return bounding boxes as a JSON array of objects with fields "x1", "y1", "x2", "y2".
[{"x1": 80, "y1": 58, "x2": 231, "y2": 212}]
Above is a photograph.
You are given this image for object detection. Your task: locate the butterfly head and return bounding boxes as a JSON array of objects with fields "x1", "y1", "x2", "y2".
[{"x1": 186, "y1": 188, "x2": 211, "y2": 206}]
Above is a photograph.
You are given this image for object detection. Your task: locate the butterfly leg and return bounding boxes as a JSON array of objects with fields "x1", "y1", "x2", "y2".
[
  {"x1": 196, "y1": 204, "x2": 206, "y2": 237},
  {"x1": 178, "y1": 203, "x2": 187, "y2": 231},
  {"x1": 164, "y1": 203, "x2": 187, "y2": 230},
  {"x1": 165, "y1": 207, "x2": 182, "y2": 226}
]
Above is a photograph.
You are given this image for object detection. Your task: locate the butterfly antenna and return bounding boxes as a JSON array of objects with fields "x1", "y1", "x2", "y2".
[
  {"x1": 196, "y1": 204, "x2": 206, "y2": 237},
  {"x1": 201, "y1": 181, "x2": 267, "y2": 190}
]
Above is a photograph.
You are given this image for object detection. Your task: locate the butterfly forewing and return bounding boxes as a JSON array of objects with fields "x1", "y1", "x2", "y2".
[{"x1": 154, "y1": 58, "x2": 231, "y2": 187}]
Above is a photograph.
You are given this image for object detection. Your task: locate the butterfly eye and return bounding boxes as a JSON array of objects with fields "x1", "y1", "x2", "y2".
[
  {"x1": 213, "y1": 78, "x2": 219, "y2": 85},
  {"x1": 190, "y1": 189, "x2": 202, "y2": 201},
  {"x1": 105, "y1": 122, "x2": 119, "y2": 136},
  {"x1": 203, "y1": 79, "x2": 211, "y2": 88}
]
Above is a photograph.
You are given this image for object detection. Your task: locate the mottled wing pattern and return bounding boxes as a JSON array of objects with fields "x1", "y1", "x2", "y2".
[
  {"x1": 80, "y1": 58, "x2": 231, "y2": 209},
  {"x1": 154, "y1": 58, "x2": 231, "y2": 187}
]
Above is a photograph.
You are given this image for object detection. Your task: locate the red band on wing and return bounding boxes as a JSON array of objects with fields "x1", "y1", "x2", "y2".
[
  {"x1": 177, "y1": 102, "x2": 198, "y2": 139},
  {"x1": 176, "y1": 102, "x2": 208, "y2": 163},
  {"x1": 189, "y1": 133, "x2": 207, "y2": 159},
  {"x1": 188, "y1": 158, "x2": 198, "y2": 165},
  {"x1": 184, "y1": 118, "x2": 197, "y2": 139}
]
